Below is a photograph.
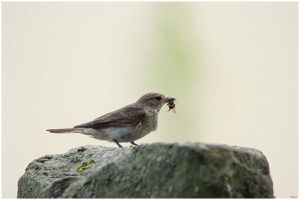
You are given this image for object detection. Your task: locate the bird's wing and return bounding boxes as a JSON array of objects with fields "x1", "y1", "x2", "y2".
[{"x1": 74, "y1": 105, "x2": 146, "y2": 129}]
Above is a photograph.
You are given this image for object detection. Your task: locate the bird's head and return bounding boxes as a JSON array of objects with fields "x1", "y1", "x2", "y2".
[{"x1": 136, "y1": 93, "x2": 175, "y2": 111}]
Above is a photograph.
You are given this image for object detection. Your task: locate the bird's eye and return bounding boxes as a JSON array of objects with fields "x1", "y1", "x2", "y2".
[{"x1": 156, "y1": 96, "x2": 162, "y2": 101}]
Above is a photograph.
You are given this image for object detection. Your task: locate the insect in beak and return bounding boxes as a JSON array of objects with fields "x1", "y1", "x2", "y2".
[{"x1": 166, "y1": 97, "x2": 176, "y2": 113}]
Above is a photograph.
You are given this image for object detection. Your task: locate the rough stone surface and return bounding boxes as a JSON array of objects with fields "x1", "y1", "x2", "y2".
[{"x1": 17, "y1": 143, "x2": 273, "y2": 198}]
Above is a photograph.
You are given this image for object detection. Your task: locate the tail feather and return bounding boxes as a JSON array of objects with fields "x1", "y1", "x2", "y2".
[{"x1": 46, "y1": 128, "x2": 76, "y2": 133}]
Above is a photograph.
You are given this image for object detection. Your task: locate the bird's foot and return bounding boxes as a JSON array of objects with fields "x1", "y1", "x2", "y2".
[
  {"x1": 77, "y1": 146, "x2": 87, "y2": 152},
  {"x1": 113, "y1": 140, "x2": 123, "y2": 148},
  {"x1": 130, "y1": 141, "x2": 139, "y2": 146}
]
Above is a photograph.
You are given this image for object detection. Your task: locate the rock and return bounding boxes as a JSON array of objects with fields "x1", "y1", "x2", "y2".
[{"x1": 17, "y1": 143, "x2": 273, "y2": 198}]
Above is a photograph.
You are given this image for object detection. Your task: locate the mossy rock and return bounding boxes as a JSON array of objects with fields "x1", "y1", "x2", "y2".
[{"x1": 18, "y1": 143, "x2": 273, "y2": 198}]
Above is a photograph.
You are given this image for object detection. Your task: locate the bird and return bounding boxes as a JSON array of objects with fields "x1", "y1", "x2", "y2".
[{"x1": 47, "y1": 93, "x2": 176, "y2": 147}]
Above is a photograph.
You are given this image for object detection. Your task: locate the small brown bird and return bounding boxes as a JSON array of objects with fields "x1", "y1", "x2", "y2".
[{"x1": 47, "y1": 93, "x2": 176, "y2": 147}]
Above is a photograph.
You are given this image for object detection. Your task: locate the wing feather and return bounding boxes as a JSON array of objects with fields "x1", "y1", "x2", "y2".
[{"x1": 74, "y1": 105, "x2": 146, "y2": 129}]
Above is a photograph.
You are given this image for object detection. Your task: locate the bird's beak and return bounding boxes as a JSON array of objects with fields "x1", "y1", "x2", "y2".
[{"x1": 165, "y1": 96, "x2": 176, "y2": 103}]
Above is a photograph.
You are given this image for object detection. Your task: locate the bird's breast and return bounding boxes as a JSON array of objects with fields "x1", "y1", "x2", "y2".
[{"x1": 141, "y1": 111, "x2": 158, "y2": 132}]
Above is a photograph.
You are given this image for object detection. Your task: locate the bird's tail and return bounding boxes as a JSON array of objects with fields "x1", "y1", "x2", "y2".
[{"x1": 46, "y1": 128, "x2": 77, "y2": 133}]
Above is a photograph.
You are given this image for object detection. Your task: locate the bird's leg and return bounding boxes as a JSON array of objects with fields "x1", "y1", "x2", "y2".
[
  {"x1": 130, "y1": 141, "x2": 139, "y2": 146},
  {"x1": 113, "y1": 140, "x2": 123, "y2": 148}
]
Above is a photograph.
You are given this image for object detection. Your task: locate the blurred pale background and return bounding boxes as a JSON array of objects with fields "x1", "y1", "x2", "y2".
[{"x1": 2, "y1": 2, "x2": 297, "y2": 198}]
